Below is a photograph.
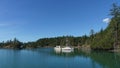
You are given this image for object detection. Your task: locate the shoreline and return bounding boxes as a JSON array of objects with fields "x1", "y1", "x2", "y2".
[{"x1": 0, "y1": 45, "x2": 120, "y2": 53}]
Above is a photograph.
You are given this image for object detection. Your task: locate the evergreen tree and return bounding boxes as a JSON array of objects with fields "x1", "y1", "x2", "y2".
[{"x1": 91, "y1": 3, "x2": 120, "y2": 50}]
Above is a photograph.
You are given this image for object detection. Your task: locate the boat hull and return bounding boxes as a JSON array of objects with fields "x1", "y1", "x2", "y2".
[{"x1": 54, "y1": 46, "x2": 74, "y2": 53}]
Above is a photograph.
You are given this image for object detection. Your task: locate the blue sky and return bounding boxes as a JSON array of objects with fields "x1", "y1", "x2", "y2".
[{"x1": 0, "y1": 0, "x2": 119, "y2": 42}]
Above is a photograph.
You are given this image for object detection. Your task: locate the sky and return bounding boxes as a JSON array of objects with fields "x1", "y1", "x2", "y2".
[{"x1": 0, "y1": 0, "x2": 120, "y2": 42}]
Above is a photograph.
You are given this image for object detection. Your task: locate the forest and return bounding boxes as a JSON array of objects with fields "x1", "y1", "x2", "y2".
[{"x1": 0, "y1": 4, "x2": 120, "y2": 50}]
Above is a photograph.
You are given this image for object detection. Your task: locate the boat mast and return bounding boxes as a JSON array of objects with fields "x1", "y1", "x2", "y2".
[{"x1": 66, "y1": 38, "x2": 69, "y2": 46}]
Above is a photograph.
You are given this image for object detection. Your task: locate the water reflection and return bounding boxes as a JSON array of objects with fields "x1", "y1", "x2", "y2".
[
  {"x1": 89, "y1": 51, "x2": 120, "y2": 68},
  {"x1": 54, "y1": 48, "x2": 61, "y2": 53},
  {"x1": 53, "y1": 48, "x2": 120, "y2": 68},
  {"x1": 62, "y1": 49, "x2": 74, "y2": 53},
  {"x1": 20, "y1": 48, "x2": 120, "y2": 68},
  {"x1": 0, "y1": 48, "x2": 119, "y2": 68}
]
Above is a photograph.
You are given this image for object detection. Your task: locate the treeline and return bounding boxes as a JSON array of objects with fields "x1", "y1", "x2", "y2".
[
  {"x1": 0, "y1": 38, "x2": 23, "y2": 49},
  {"x1": 0, "y1": 3, "x2": 120, "y2": 50},
  {"x1": 0, "y1": 36, "x2": 89, "y2": 49},
  {"x1": 23, "y1": 35, "x2": 89, "y2": 48},
  {"x1": 91, "y1": 3, "x2": 120, "y2": 50}
]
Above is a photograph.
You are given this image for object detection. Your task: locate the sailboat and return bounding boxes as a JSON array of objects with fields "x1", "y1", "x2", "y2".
[
  {"x1": 54, "y1": 38, "x2": 74, "y2": 53},
  {"x1": 61, "y1": 38, "x2": 74, "y2": 51},
  {"x1": 54, "y1": 46, "x2": 61, "y2": 50},
  {"x1": 54, "y1": 46, "x2": 61, "y2": 53}
]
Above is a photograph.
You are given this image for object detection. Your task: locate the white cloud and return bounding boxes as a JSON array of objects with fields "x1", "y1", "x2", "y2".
[{"x1": 103, "y1": 18, "x2": 111, "y2": 23}]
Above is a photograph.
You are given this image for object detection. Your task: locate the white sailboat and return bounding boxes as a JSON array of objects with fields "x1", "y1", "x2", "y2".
[
  {"x1": 54, "y1": 38, "x2": 74, "y2": 53},
  {"x1": 54, "y1": 46, "x2": 61, "y2": 53},
  {"x1": 61, "y1": 38, "x2": 74, "y2": 52},
  {"x1": 54, "y1": 46, "x2": 61, "y2": 50}
]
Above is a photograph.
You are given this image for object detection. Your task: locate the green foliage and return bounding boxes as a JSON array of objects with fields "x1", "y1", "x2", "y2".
[
  {"x1": 110, "y1": 3, "x2": 120, "y2": 17},
  {"x1": 0, "y1": 3, "x2": 120, "y2": 50},
  {"x1": 0, "y1": 38, "x2": 22, "y2": 49},
  {"x1": 91, "y1": 3, "x2": 120, "y2": 50},
  {"x1": 20, "y1": 35, "x2": 89, "y2": 49}
]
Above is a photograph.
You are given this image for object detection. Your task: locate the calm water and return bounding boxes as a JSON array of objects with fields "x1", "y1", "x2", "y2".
[{"x1": 0, "y1": 48, "x2": 120, "y2": 68}]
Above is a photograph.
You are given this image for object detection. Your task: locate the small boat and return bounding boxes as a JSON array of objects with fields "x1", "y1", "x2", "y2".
[
  {"x1": 61, "y1": 38, "x2": 74, "y2": 51},
  {"x1": 61, "y1": 46, "x2": 73, "y2": 50},
  {"x1": 54, "y1": 38, "x2": 74, "y2": 53},
  {"x1": 61, "y1": 46, "x2": 74, "y2": 53},
  {"x1": 54, "y1": 46, "x2": 61, "y2": 50},
  {"x1": 62, "y1": 49, "x2": 73, "y2": 53},
  {"x1": 54, "y1": 46, "x2": 61, "y2": 53},
  {"x1": 54, "y1": 46, "x2": 74, "y2": 53}
]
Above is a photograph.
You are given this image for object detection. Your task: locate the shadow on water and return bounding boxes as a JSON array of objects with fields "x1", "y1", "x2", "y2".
[
  {"x1": 52, "y1": 48, "x2": 120, "y2": 68},
  {"x1": 24, "y1": 48, "x2": 120, "y2": 68},
  {"x1": 89, "y1": 50, "x2": 120, "y2": 68},
  {"x1": 52, "y1": 48, "x2": 91, "y2": 58}
]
